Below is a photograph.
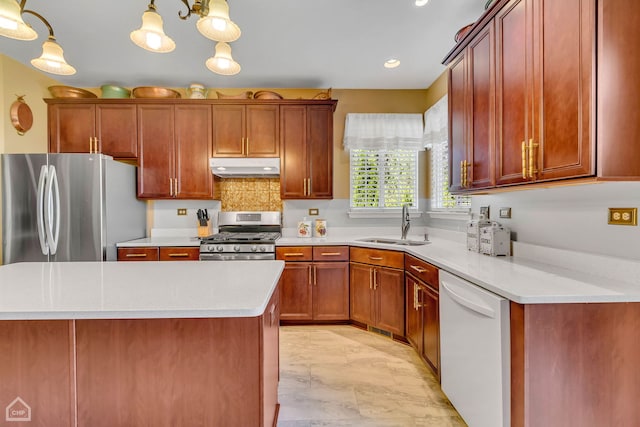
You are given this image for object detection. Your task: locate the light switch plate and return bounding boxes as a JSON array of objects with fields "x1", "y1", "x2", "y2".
[
  {"x1": 177, "y1": 208, "x2": 187, "y2": 216},
  {"x1": 308, "y1": 208, "x2": 319, "y2": 216}
]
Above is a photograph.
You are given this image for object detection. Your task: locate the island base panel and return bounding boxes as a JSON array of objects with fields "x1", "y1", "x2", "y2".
[
  {"x1": 0, "y1": 320, "x2": 75, "y2": 427},
  {"x1": 75, "y1": 317, "x2": 273, "y2": 427}
]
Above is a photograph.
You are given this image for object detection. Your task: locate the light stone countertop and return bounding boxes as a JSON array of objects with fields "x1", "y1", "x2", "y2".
[
  {"x1": 116, "y1": 236, "x2": 202, "y2": 247},
  {"x1": 0, "y1": 261, "x2": 284, "y2": 320},
  {"x1": 277, "y1": 233, "x2": 640, "y2": 304}
]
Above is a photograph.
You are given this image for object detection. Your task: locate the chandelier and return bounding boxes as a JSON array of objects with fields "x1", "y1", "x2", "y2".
[
  {"x1": 0, "y1": 0, "x2": 76, "y2": 75},
  {"x1": 130, "y1": 0, "x2": 241, "y2": 75}
]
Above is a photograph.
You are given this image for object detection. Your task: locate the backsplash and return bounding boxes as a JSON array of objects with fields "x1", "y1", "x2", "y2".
[{"x1": 220, "y1": 178, "x2": 282, "y2": 212}]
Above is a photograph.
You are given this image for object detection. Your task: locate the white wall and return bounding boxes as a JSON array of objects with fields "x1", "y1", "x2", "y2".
[{"x1": 467, "y1": 182, "x2": 640, "y2": 261}]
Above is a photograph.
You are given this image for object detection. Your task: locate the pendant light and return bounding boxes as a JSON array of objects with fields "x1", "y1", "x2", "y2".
[
  {"x1": 197, "y1": 0, "x2": 240, "y2": 42},
  {"x1": 0, "y1": 0, "x2": 36, "y2": 40},
  {"x1": 205, "y1": 41, "x2": 240, "y2": 75},
  {"x1": 130, "y1": 3, "x2": 176, "y2": 53},
  {"x1": 31, "y1": 35, "x2": 76, "y2": 75}
]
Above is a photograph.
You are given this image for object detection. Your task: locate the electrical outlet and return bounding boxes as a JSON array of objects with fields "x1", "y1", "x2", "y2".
[
  {"x1": 499, "y1": 207, "x2": 512, "y2": 219},
  {"x1": 608, "y1": 208, "x2": 637, "y2": 226},
  {"x1": 308, "y1": 208, "x2": 319, "y2": 216},
  {"x1": 177, "y1": 208, "x2": 187, "y2": 216}
]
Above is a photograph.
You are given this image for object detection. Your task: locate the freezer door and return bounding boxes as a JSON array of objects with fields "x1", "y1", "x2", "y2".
[
  {"x1": 47, "y1": 154, "x2": 103, "y2": 262},
  {"x1": 1, "y1": 154, "x2": 50, "y2": 264}
]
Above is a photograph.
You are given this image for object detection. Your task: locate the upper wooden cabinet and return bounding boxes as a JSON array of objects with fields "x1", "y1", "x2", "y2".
[
  {"x1": 137, "y1": 104, "x2": 214, "y2": 199},
  {"x1": 48, "y1": 102, "x2": 138, "y2": 159},
  {"x1": 280, "y1": 102, "x2": 336, "y2": 199},
  {"x1": 445, "y1": 0, "x2": 596, "y2": 192},
  {"x1": 212, "y1": 104, "x2": 279, "y2": 157}
]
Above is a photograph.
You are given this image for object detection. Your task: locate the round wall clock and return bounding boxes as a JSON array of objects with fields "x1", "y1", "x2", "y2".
[{"x1": 10, "y1": 95, "x2": 33, "y2": 136}]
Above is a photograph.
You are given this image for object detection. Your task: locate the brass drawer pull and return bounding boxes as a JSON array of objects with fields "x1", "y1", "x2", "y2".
[
  {"x1": 284, "y1": 253, "x2": 305, "y2": 257},
  {"x1": 410, "y1": 265, "x2": 427, "y2": 273},
  {"x1": 125, "y1": 253, "x2": 148, "y2": 258},
  {"x1": 320, "y1": 252, "x2": 341, "y2": 256},
  {"x1": 368, "y1": 256, "x2": 383, "y2": 261},
  {"x1": 521, "y1": 140, "x2": 527, "y2": 179},
  {"x1": 168, "y1": 253, "x2": 190, "y2": 257}
]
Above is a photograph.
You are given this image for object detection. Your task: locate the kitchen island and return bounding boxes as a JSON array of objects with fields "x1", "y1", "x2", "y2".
[{"x1": 0, "y1": 261, "x2": 284, "y2": 427}]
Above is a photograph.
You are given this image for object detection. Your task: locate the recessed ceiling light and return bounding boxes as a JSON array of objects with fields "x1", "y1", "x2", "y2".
[
  {"x1": 384, "y1": 59, "x2": 401, "y2": 69},
  {"x1": 415, "y1": 0, "x2": 429, "y2": 6}
]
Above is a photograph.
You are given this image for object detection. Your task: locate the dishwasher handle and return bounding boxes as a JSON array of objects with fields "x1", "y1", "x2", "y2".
[{"x1": 441, "y1": 280, "x2": 496, "y2": 319}]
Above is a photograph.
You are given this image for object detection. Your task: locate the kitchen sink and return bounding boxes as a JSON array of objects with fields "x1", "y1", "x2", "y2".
[{"x1": 356, "y1": 237, "x2": 430, "y2": 246}]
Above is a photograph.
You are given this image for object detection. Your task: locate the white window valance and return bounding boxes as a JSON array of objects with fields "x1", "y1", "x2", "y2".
[
  {"x1": 343, "y1": 113, "x2": 425, "y2": 151},
  {"x1": 423, "y1": 95, "x2": 448, "y2": 149}
]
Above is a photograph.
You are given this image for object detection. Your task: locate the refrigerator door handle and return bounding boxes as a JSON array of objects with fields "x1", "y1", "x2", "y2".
[
  {"x1": 36, "y1": 165, "x2": 49, "y2": 255},
  {"x1": 44, "y1": 165, "x2": 61, "y2": 255}
]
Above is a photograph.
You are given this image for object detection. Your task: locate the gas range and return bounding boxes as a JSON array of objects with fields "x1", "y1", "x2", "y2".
[{"x1": 199, "y1": 212, "x2": 281, "y2": 261}]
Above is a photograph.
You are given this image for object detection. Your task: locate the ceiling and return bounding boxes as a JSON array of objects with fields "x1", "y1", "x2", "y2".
[{"x1": 0, "y1": 0, "x2": 486, "y2": 90}]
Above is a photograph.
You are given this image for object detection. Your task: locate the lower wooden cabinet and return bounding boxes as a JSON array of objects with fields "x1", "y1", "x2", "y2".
[
  {"x1": 405, "y1": 254, "x2": 440, "y2": 378},
  {"x1": 350, "y1": 247, "x2": 405, "y2": 336},
  {"x1": 276, "y1": 246, "x2": 349, "y2": 321},
  {"x1": 117, "y1": 246, "x2": 199, "y2": 261}
]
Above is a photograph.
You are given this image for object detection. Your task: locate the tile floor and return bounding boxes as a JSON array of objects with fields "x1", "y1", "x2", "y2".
[{"x1": 277, "y1": 325, "x2": 466, "y2": 427}]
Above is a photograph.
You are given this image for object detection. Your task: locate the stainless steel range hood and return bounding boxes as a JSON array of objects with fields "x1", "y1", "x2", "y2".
[{"x1": 209, "y1": 157, "x2": 280, "y2": 178}]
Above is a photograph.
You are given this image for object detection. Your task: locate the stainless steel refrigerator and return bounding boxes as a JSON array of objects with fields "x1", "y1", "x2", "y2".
[{"x1": 2, "y1": 153, "x2": 146, "y2": 264}]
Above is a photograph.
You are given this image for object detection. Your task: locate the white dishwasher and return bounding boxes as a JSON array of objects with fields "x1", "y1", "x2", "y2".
[{"x1": 439, "y1": 270, "x2": 510, "y2": 427}]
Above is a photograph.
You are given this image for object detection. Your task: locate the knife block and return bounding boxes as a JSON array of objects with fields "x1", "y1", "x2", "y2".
[{"x1": 197, "y1": 221, "x2": 212, "y2": 238}]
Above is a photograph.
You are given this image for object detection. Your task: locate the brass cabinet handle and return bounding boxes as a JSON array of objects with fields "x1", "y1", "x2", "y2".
[
  {"x1": 414, "y1": 283, "x2": 419, "y2": 311},
  {"x1": 169, "y1": 178, "x2": 174, "y2": 197},
  {"x1": 368, "y1": 256, "x2": 383, "y2": 261},
  {"x1": 521, "y1": 141, "x2": 527, "y2": 179},
  {"x1": 410, "y1": 265, "x2": 427, "y2": 273},
  {"x1": 283, "y1": 252, "x2": 305, "y2": 257},
  {"x1": 313, "y1": 265, "x2": 317, "y2": 286},
  {"x1": 125, "y1": 253, "x2": 148, "y2": 258},
  {"x1": 528, "y1": 139, "x2": 538, "y2": 178},
  {"x1": 369, "y1": 267, "x2": 373, "y2": 289},
  {"x1": 174, "y1": 178, "x2": 178, "y2": 197},
  {"x1": 303, "y1": 178, "x2": 307, "y2": 196},
  {"x1": 464, "y1": 160, "x2": 468, "y2": 187},
  {"x1": 246, "y1": 137, "x2": 249, "y2": 155},
  {"x1": 94, "y1": 137, "x2": 99, "y2": 153},
  {"x1": 373, "y1": 269, "x2": 378, "y2": 290},
  {"x1": 168, "y1": 253, "x2": 190, "y2": 257},
  {"x1": 307, "y1": 178, "x2": 311, "y2": 196},
  {"x1": 308, "y1": 264, "x2": 312, "y2": 285},
  {"x1": 320, "y1": 252, "x2": 341, "y2": 256}
]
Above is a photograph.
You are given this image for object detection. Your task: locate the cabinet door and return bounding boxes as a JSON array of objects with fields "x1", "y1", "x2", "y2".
[
  {"x1": 422, "y1": 284, "x2": 440, "y2": 378},
  {"x1": 96, "y1": 104, "x2": 138, "y2": 159},
  {"x1": 279, "y1": 262, "x2": 313, "y2": 320},
  {"x1": 405, "y1": 276, "x2": 423, "y2": 352},
  {"x1": 246, "y1": 105, "x2": 279, "y2": 157},
  {"x1": 280, "y1": 105, "x2": 308, "y2": 198},
  {"x1": 175, "y1": 105, "x2": 214, "y2": 199},
  {"x1": 468, "y1": 22, "x2": 496, "y2": 190},
  {"x1": 349, "y1": 263, "x2": 374, "y2": 325},
  {"x1": 137, "y1": 105, "x2": 175, "y2": 198},
  {"x1": 313, "y1": 262, "x2": 349, "y2": 321},
  {"x1": 375, "y1": 267, "x2": 405, "y2": 336},
  {"x1": 495, "y1": 0, "x2": 530, "y2": 186},
  {"x1": 307, "y1": 105, "x2": 333, "y2": 198},
  {"x1": 448, "y1": 54, "x2": 468, "y2": 193},
  {"x1": 532, "y1": 0, "x2": 594, "y2": 181},
  {"x1": 212, "y1": 105, "x2": 245, "y2": 157},
  {"x1": 48, "y1": 103, "x2": 95, "y2": 153}
]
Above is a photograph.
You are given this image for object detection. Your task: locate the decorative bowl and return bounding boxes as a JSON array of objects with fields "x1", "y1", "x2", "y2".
[
  {"x1": 454, "y1": 23, "x2": 474, "y2": 43},
  {"x1": 101, "y1": 85, "x2": 131, "y2": 99},
  {"x1": 216, "y1": 90, "x2": 253, "y2": 99},
  {"x1": 312, "y1": 88, "x2": 332, "y2": 100},
  {"x1": 253, "y1": 90, "x2": 283, "y2": 100},
  {"x1": 48, "y1": 85, "x2": 97, "y2": 99},
  {"x1": 132, "y1": 86, "x2": 181, "y2": 99}
]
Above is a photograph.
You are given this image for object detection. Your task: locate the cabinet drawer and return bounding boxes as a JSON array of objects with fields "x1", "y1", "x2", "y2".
[
  {"x1": 405, "y1": 254, "x2": 439, "y2": 290},
  {"x1": 117, "y1": 247, "x2": 159, "y2": 261},
  {"x1": 276, "y1": 246, "x2": 313, "y2": 261},
  {"x1": 350, "y1": 247, "x2": 404, "y2": 269},
  {"x1": 312, "y1": 246, "x2": 349, "y2": 261},
  {"x1": 159, "y1": 247, "x2": 200, "y2": 261}
]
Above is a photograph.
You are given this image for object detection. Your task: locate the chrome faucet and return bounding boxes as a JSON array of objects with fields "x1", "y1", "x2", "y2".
[{"x1": 401, "y1": 204, "x2": 411, "y2": 240}]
